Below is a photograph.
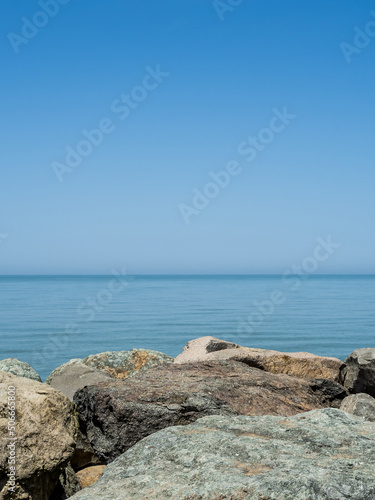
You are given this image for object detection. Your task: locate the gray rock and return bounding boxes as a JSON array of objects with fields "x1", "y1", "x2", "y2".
[
  {"x1": 74, "y1": 361, "x2": 329, "y2": 464},
  {"x1": 50, "y1": 463, "x2": 81, "y2": 499},
  {"x1": 71, "y1": 429, "x2": 103, "y2": 470},
  {"x1": 308, "y1": 378, "x2": 348, "y2": 408},
  {"x1": 44, "y1": 359, "x2": 85, "y2": 384},
  {"x1": 82, "y1": 348, "x2": 174, "y2": 379},
  {"x1": 70, "y1": 408, "x2": 375, "y2": 500},
  {"x1": 0, "y1": 358, "x2": 41, "y2": 382},
  {"x1": 340, "y1": 348, "x2": 375, "y2": 397},
  {"x1": 341, "y1": 393, "x2": 375, "y2": 422},
  {"x1": 45, "y1": 361, "x2": 113, "y2": 401}
]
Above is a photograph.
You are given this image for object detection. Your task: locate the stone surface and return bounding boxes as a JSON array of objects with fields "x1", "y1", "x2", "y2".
[
  {"x1": 0, "y1": 372, "x2": 78, "y2": 500},
  {"x1": 340, "y1": 393, "x2": 375, "y2": 421},
  {"x1": 175, "y1": 336, "x2": 344, "y2": 382},
  {"x1": 0, "y1": 358, "x2": 41, "y2": 382},
  {"x1": 340, "y1": 348, "x2": 375, "y2": 397},
  {"x1": 71, "y1": 429, "x2": 103, "y2": 470},
  {"x1": 76, "y1": 466, "x2": 106, "y2": 489},
  {"x1": 50, "y1": 464, "x2": 81, "y2": 499},
  {"x1": 308, "y1": 378, "x2": 348, "y2": 408},
  {"x1": 45, "y1": 361, "x2": 113, "y2": 401},
  {"x1": 44, "y1": 359, "x2": 84, "y2": 384},
  {"x1": 74, "y1": 361, "x2": 328, "y2": 463},
  {"x1": 70, "y1": 408, "x2": 375, "y2": 500},
  {"x1": 82, "y1": 348, "x2": 174, "y2": 379}
]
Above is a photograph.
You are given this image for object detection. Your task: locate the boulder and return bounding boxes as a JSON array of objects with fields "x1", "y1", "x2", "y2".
[
  {"x1": 76, "y1": 466, "x2": 106, "y2": 489},
  {"x1": 82, "y1": 348, "x2": 174, "y2": 379},
  {"x1": 0, "y1": 372, "x2": 78, "y2": 500},
  {"x1": 341, "y1": 393, "x2": 375, "y2": 421},
  {"x1": 340, "y1": 348, "x2": 375, "y2": 397},
  {"x1": 45, "y1": 361, "x2": 113, "y2": 401},
  {"x1": 0, "y1": 358, "x2": 41, "y2": 382},
  {"x1": 74, "y1": 361, "x2": 328, "y2": 463},
  {"x1": 70, "y1": 408, "x2": 375, "y2": 499},
  {"x1": 175, "y1": 336, "x2": 344, "y2": 382}
]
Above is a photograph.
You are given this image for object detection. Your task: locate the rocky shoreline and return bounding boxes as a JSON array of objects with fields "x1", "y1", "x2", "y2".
[{"x1": 1, "y1": 337, "x2": 375, "y2": 499}]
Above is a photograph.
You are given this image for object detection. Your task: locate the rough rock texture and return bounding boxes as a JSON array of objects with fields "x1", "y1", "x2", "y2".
[
  {"x1": 175, "y1": 336, "x2": 344, "y2": 382},
  {"x1": 76, "y1": 466, "x2": 106, "y2": 489},
  {"x1": 0, "y1": 372, "x2": 78, "y2": 500},
  {"x1": 74, "y1": 361, "x2": 329, "y2": 463},
  {"x1": 70, "y1": 408, "x2": 375, "y2": 500},
  {"x1": 71, "y1": 429, "x2": 103, "y2": 470},
  {"x1": 0, "y1": 358, "x2": 41, "y2": 382},
  {"x1": 45, "y1": 362, "x2": 113, "y2": 401},
  {"x1": 308, "y1": 378, "x2": 348, "y2": 408},
  {"x1": 82, "y1": 348, "x2": 174, "y2": 379},
  {"x1": 50, "y1": 464, "x2": 81, "y2": 499},
  {"x1": 341, "y1": 393, "x2": 375, "y2": 422},
  {"x1": 340, "y1": 348, "x2": 375, "y2": 397}
]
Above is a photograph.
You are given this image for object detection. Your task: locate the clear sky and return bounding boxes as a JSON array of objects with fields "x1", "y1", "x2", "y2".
[{"x1": 0, "y1": 0, "x2": 374, "y2": 274}]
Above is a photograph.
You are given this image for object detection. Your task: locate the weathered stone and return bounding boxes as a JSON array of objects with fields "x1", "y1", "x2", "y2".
[
  {"x1": 340, "y1": 393, "x2": 375, "y2": 421},
  {"x1": 0, "y1": 372, "x2": 78, "y2": 500},
  {"x1": 175, "y1": 336, "x2": 344, "y2": 382},
  {"x1": 82, "y1": 348, "x2": 173, "y2": 379},
  {"x1": 50, "y1": 463, "x2": 81, "y2": 499},
  {"x1": 70, "y1": 408, "x2": 375, "y2": 500},
  {"x1": 45, "y1": 361, "x2": 113, "y2": 401},
  {"x1": 0, "y1": 358, "x2": 41, "y2": 382},
  {"x1": 75, "y1": 466, "x2": 106, "y2": 489},
  {"x1": 74, "y1": 361, "x2": 328, "y2": 463},
  {"x1": 308, "y1": 378, "x2": 348, "y2": 408},
  {"x1": 71, "y1": 429, "x2": 103, "y2": 470},
  {"x1": 340, "y1": 348, "x2": 375, "y2": 397},
  {"x1": 44, "y1": 359, "x2": 83, "y2": 384}
]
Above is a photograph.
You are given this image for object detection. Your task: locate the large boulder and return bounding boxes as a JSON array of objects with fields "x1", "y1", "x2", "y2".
[
  {"x1": 175, "y1": 336, "x2": 344, "y2": 382},
  {"x1": 340, "y1": 348, "x2": 375, "y2": 397},
  {"x1": 82, "y1": 348, "x2": 173, "y2": 379},
  {"x1": 74, "y1": 361, "x2": 330, "y2": 463},
  {"x1": 341, "y1": 393, "x2": 375, "y2": 422},
  {"x1": 0, "y1": 372, "x2": 78, "y2": 500},
  {"x1": 70, "y1": 408, "x2": 375, "y2": 499},
  {"x1": 45, "y1": 361, "x2": 113, "y2": 401},
  {"x1": 0, "y1": 358, "x2": 41, "y2": 382}
]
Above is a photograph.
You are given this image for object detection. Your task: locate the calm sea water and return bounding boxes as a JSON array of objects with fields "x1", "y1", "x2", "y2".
[{"x1": 0, "y1": 275, "x2": 374, "y2": 380}]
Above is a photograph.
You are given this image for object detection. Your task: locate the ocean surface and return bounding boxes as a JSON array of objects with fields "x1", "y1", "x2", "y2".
[{"x1": 0, "y1": 275, "x2": 374, "y2": 380}]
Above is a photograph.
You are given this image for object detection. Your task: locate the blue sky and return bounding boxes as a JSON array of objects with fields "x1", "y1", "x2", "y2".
[{"x1": 0, "y1": 0, "x2": 374, "y2": 274}]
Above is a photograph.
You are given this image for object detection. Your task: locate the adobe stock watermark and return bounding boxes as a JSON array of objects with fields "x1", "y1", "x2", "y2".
[
  {"x1": 6, "y1": 385, "x2": 17, "y2": 494},
  {"x1": 30, "y1": 268, "x2": 131, "y2": 369},
  {"x1": 340, "y1": 11, "x2": 375, "y2": 63},
  {"x1": 7, "y1": 0, "x2": 72, "y2": 55},
  {"x1": 178, "y1": 106, "x2": 296, "y2": 224},
  {"x1": 51, "y1": 65, "x2": 169, "y2": 183},
  {"x1": 237, "y1": 235, "x2": 341, "y2": 336},
  {"x1": 213, "y1": 0, "x2": 244, "y2": 21}
]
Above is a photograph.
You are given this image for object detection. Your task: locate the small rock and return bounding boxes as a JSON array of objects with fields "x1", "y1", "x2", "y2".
[
  {"x1": 175, "y1": 336, "x2": 344, "y2": 382},
  {"x1": 0, "y1": 358, "x2": 41, "y2": 382},
  {"x1": 76, "y1": 465, "x2": 106, "y2": 489},
  {"x1": 340, "y1": 393, "x2": 375, "y2": 421},
  {"x1": 340, "y1": 348, "x2": 375, "y2": 397}
]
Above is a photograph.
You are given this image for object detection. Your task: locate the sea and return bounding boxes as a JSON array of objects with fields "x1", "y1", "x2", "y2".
[{"x1": 0, "y1": 275, "x2": 374, "y2": 380}]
